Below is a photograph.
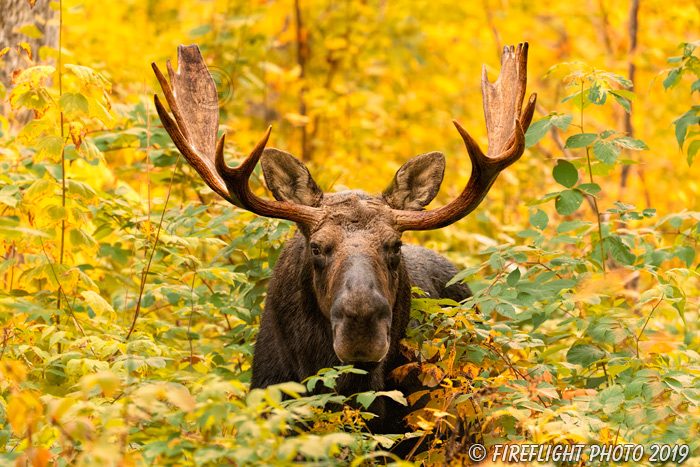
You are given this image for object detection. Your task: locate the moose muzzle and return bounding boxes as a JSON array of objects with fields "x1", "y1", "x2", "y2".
[{"x1": 330, "y1": 258, "x2": 392, "y2": 364}]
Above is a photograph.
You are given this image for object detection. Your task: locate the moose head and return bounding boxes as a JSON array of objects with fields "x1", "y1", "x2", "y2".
[{"x1": 152, "y1": 43, "x2": 536, "y2": 368}]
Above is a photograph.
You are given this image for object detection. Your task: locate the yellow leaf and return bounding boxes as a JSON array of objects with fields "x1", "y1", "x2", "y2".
[
  {"x1": 165, "y1": 384, "x2": 196, "y2": 412},
  {"x1": 68, "y1": 122, "x2": 85, "y2": 150},
  {"x1": 82, "y1": 371, "x2": 120, "y2": 398},
  {"x1": 65, "y1": 64, "x2": 112, "y2": 93},
  {"x1": 325, "y1": 37, "x2": 347, "y2": 50},
  {"x1": 69, "y1": 228, "x2": 98, "y2": 255},
  {"x1": 11, "y1": 65, "x2": 54, "y2": 88},
  {"x1": 24, "y1": 179, "x2": 56, "y2": 203},
  {"x1": 19, "y1": 24, "x2": 42, "y2": 39},
  {"x1": 34, "y1": 135, "x2": 64, "y2": 163},
  {"x1": 284, "y1": 113, "x2": 310, "y2": 127},
  {"x1": 81, "y1": 290, "x2": 114, "y2": 316},
  {"x1": 18, "y1": 42, "x2": 32, "y2": 61},
  {"x1": 87, "y1": 97, "x2": 114, "y2": 127},
  {"x1": 7, "y1": 392, "x2": 43, "y2": 436},
  {"x1": 78, "y1": 139, "x2": 104, "y2": 164},
  {"x1": 47, "y1": 397, "x2": 76, "y2": 423},
  {"x1": 0, "y1": 360, "x2": 27, "y2": 383}
]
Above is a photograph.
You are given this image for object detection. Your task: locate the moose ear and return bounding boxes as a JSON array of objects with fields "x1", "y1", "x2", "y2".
[
  {"x1": 382, "y1": 152, "x2": 445, "y2": 211},
  {"x1": 261, "y1": 148, "x2": 323, "y2": 207}
]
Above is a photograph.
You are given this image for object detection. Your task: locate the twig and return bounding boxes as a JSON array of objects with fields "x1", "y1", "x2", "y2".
[
  {"x1": 126, "y1": 157, "x2": 182, "y2": 339},
  {"x1": 620, "y1": 0, "x2": 640, "y2": 191},
  {"x1": 188, "y1": 265, "x2": 197, "y2": 370},
  {"x1": 635, "y1": 297, "x2": 664, "y2": 357}
]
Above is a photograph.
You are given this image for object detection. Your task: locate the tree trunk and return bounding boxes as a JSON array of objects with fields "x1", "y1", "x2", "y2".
[{"x1": 0, "y1": 0, "x2": 58, "y2": 124}]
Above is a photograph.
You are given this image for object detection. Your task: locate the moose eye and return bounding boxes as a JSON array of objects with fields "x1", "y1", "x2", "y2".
[{"x1": 310, "y1": 243, "x2": 322, "y2": 256}]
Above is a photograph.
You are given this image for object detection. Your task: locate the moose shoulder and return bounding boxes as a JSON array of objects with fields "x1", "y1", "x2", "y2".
[{"x1": 152, "y1": 42, "x2": 536, "y2": 437}]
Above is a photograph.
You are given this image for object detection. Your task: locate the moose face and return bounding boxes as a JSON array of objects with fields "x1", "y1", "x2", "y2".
[
  {"x1": 307, "y1": 193, "x2": 401, "y2": 364},
  {"x1": 260, "y1": 150, "x2": 446, "y2": 364}
]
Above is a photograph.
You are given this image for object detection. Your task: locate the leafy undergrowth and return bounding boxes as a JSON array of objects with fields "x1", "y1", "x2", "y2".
[{"x1": 2, "y1": 3, "x2": 700, "y2": 466}]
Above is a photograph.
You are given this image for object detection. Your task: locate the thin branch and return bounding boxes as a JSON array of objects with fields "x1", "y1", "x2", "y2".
[
  {"x1": 620, "y1": 0, "x2": 640, "y2": 190},
  {"x1": 187, "y1": 265, "x2": 197, "y2": 370},
  {"x1": 635, "y1": 297, "x2": 664, "y2": 358},
  {"x1": 126, "y1": 157, "x2": 182, "y2": 339}
]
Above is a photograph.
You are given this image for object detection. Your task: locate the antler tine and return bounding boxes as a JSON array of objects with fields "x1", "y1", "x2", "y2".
[
  {"x1": 214, "y1": 127, "x2": 322, "y2": 225},
  {"x1": 394, "y1": 42, "x2": 537, "y2": 231},
  {"x1": 153, "y1": 45, "x2": 322, "y2": 226}
]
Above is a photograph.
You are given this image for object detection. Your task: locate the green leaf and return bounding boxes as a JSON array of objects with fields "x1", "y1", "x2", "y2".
[
  {"x1": 550, "y1": 114, "x2": 573, "y2": 131},
  {"x1": 663, "y1": 68, "x2": 681, "y2": 90},
  {"x1": 687, "y1": 139, "x2": 700, "y2": 165},
  {"x1": 555, "y1": 189, "x2": 583, "y2": 216},
  {"x1": 566, "y1": 344, "x2": 606, "y2": 367},
  {"x1": 78, "y1": 139, "x2": 104, "y2": 164},
  {"x1": 692, "y1": 79, "x2": 700, "y2": 94},
  {"x1": 599, "y1": 385, "x2": 625, "y2": 415},
  {"x1": 588, "y1": 82, "x2": 607, "y2": 105},
  {"x1": 675, "y1": 245, "x2": 695, "y2": 267},
  {"x1": 524, "y1": 118, "x2": 552, "y2": 148},
  {"x1": 564, "y1": 133, "x2": 598, "y2": 149},
  {"x1": 69, "y1": 228, "x2": 98, "y2": 253},
  {"x1": 529, "y1": 209, "x2": 549, "y2": 230},
  {"x1": 516, "y1": 229, "x2": 540, "y2": 238},
  {"x1": 611, "y1": 93, "x2": 631, "y2": 113},
  {"x1": 189, "y1": 25, "x2": 212, "y2": 36},
  {"x1": 557, "y1": 220, "x2": 591, "y2": 233},
  {"x1": 496, "y1": 303, "x2": 515, "y2": 319},
  {"x1": 446, "y1": 265, "x2": 481, "y2": 287},
  {"x1": 673, "y1": 111, "x2": 700, "y2": 147},
  {"x1": 42, "y1": 204, "x2": 67, "y2": 223},
  {"x1": 577, "y1": 183, "x2": 601, "y2": 195},
  {"x1": 552, "y1": 159, "x2": 578, "y2": 188},
  {"x1": 65, "y1": 64, "x2": 112, "y2": 92},
  {"x1": 59, "y1": 93, "x2": 89, "y2": 117},
  {"x1": 609, "y1": 89, "x2": 635, "y2": 101},
  {"x1": 614, "y1": 137, "x2": 649, "y2": 150},
  {"x1": 506, "y1": 268, "x2": 521, "y2": 287},
  {"x1": 593, "y1": 140, "x2": 621, "y2": 165},
  {"x1": 606, "y1": 236, "x2": 636, "y2": 266},
  {"x1": 15, "y1": 89, "x2": 50, "y2": 112},
  {"x1": 0, "y1": 186, "x2": 19, "y2": 207}
]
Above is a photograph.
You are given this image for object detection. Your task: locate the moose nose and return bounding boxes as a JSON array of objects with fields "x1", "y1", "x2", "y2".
[{"x1": 330, "y1": 289, "x2": 391, "y2": 364}]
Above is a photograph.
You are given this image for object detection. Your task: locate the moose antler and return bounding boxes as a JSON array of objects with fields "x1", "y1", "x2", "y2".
[
  {"x1": 152, "y1": 45, "x2": 321, "y2": 225},
  {"x1": 393, "y1": 42, "x2": 537, "y2": 231}
]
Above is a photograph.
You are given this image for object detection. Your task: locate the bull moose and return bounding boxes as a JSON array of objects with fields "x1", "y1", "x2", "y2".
[{"x1": 152, "y1": 42, "x2": 536, "y2": 444}]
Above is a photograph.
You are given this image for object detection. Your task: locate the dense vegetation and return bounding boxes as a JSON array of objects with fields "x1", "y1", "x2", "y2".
[{"x1": 1, "y1": 1, "x2": 699, "y2": 465}]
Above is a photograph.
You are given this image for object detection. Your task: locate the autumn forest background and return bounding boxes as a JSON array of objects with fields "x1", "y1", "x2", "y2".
[{"x1": 1, "y1": 0, "x2": 700, "y2": 465}]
